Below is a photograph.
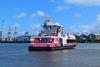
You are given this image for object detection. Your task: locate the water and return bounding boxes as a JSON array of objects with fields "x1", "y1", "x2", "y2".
[{"x1": 0, "y1": 43, "x2": 100, "y2": 67}]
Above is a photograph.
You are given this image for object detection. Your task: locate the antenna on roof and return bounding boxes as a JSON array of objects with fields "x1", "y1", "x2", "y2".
[{"x1": 44, "y1": 16, "x2": 54, "y2": 26}]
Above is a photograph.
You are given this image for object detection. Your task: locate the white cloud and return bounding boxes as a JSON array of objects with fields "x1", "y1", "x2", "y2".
[
  {"x1": 70, "y1": 21, "x2": 100, "y2": 34},
  {"x1": 16, "y1": 12, "x2": 27, "y2": 18},
  {"x1": 69, "y1": 25, "x2": 93, "y2": 33},
  {"x1": 50, "y1": 0, "x2": 55, "y2": 3},
  {"x1": 15, "y1": 11, "x2": 47, "y2": 19},
  {"x1": 74, "y1": 13, "x2": 82, "y2": 19},
  {"x1": 54, "y1": 0, "x2": 100, "y2": 12},
  {"x1": 96, "y1": 14, "x2": 100, "y2": 21},
  {"x1": 31, "y1": 11, "x2": 46, "y2": 18},
  {"x1": 51, "y1": 0, "x2": 70, "y2": 12},
  {"x1": 68, "y1": 13, "x2": 100, "y2": 33},
  {"x1": 66, "y1": 0, "x2": 100, "y2": 6},
  {"x1": 15, "y1": 8, "x2": 20, "y2": 12},
  {"x1": 68, "y1": 26, "x2": 80, "y2": 33},
  {"x1": 31, "y1": 24, "x2": 41, "y2": 29},
  {"x1": 56, "y1": 5, "x2": 69, "y2": 11},
  {"x1": 55, "y1": 22, "x2": 61, "y2": 26},
  {"x1": 79, "y1": 25, "x2": 93, "y2": 33}
]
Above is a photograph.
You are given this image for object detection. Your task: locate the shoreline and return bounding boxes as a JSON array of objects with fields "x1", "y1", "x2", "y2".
[{"x1": 0, "y1": 40, "x2": 100, "y2": 43}]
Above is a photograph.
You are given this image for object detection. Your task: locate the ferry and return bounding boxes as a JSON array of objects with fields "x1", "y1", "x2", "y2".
[{"x1": 28, "y1": 17, "x2": 77, "y2": 51}]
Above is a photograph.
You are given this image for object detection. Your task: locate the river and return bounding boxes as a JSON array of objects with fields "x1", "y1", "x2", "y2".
[{"x1": 0, "y1": 43, "x2": 100, "y2": 67}]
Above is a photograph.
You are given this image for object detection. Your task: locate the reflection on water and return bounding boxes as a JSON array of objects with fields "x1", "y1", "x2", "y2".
[
  {"x1": 77, "y1": 43, "x2": 100, "y2": 49},
  {"x1": 0, "y1": 43, "x2": 100, "y2": 67}
]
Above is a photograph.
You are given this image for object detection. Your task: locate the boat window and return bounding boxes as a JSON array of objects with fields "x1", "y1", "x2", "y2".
[
  {"x1": 67, "y1": 40, "x2": 76, "y2": 43},
  {"x1": 34, "y1": 38, "x2": 54, "y2": 43},
  {"x1": 41, "y1": 25, "x2": 61, "y2": 36}
]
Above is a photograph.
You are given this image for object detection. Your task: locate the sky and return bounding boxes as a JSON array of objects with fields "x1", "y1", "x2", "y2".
[{"x1": 0, "y1": 0, "x2": 100, "y2": 35}]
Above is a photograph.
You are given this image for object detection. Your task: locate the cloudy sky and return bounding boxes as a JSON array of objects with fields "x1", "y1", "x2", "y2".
[{"x1": 0, "y1": 0, "x2": 100, "y2": 34}]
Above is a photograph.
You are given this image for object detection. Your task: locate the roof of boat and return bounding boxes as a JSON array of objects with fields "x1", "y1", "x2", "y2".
[{"x1": 31, "y1": 35, "x2": 60, "y2": 38}]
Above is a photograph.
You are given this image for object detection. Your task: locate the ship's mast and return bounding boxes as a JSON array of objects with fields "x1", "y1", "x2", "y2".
[
  {"x1": 13, "y1": 26, "x2": 17, "y2": 38},
  {"x1": 0, "y1": 19, "x2": 4, "y2": 39},
  {"x1": 7, "y1": 26, "x2": 12, "y2": 39}
]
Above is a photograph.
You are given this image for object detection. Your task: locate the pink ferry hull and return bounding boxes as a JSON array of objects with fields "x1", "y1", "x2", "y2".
[{"x1": 28, "y1": 43, "x2": 76, "y2": 51}]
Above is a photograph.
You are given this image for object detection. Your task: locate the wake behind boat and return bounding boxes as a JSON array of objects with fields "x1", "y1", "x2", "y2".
[{"x1": 28, "y1": 16, "x2": 77, "y2": 51}]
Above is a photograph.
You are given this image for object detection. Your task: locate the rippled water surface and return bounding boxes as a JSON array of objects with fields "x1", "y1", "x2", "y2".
[{"x1": 1, "y1": 43, "x2": 100, "y2": 67}]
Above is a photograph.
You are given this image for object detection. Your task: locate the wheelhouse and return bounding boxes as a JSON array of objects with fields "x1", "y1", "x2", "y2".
[{"x1": 33, "y1": 37, "x2": 54, "y2": 43}]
